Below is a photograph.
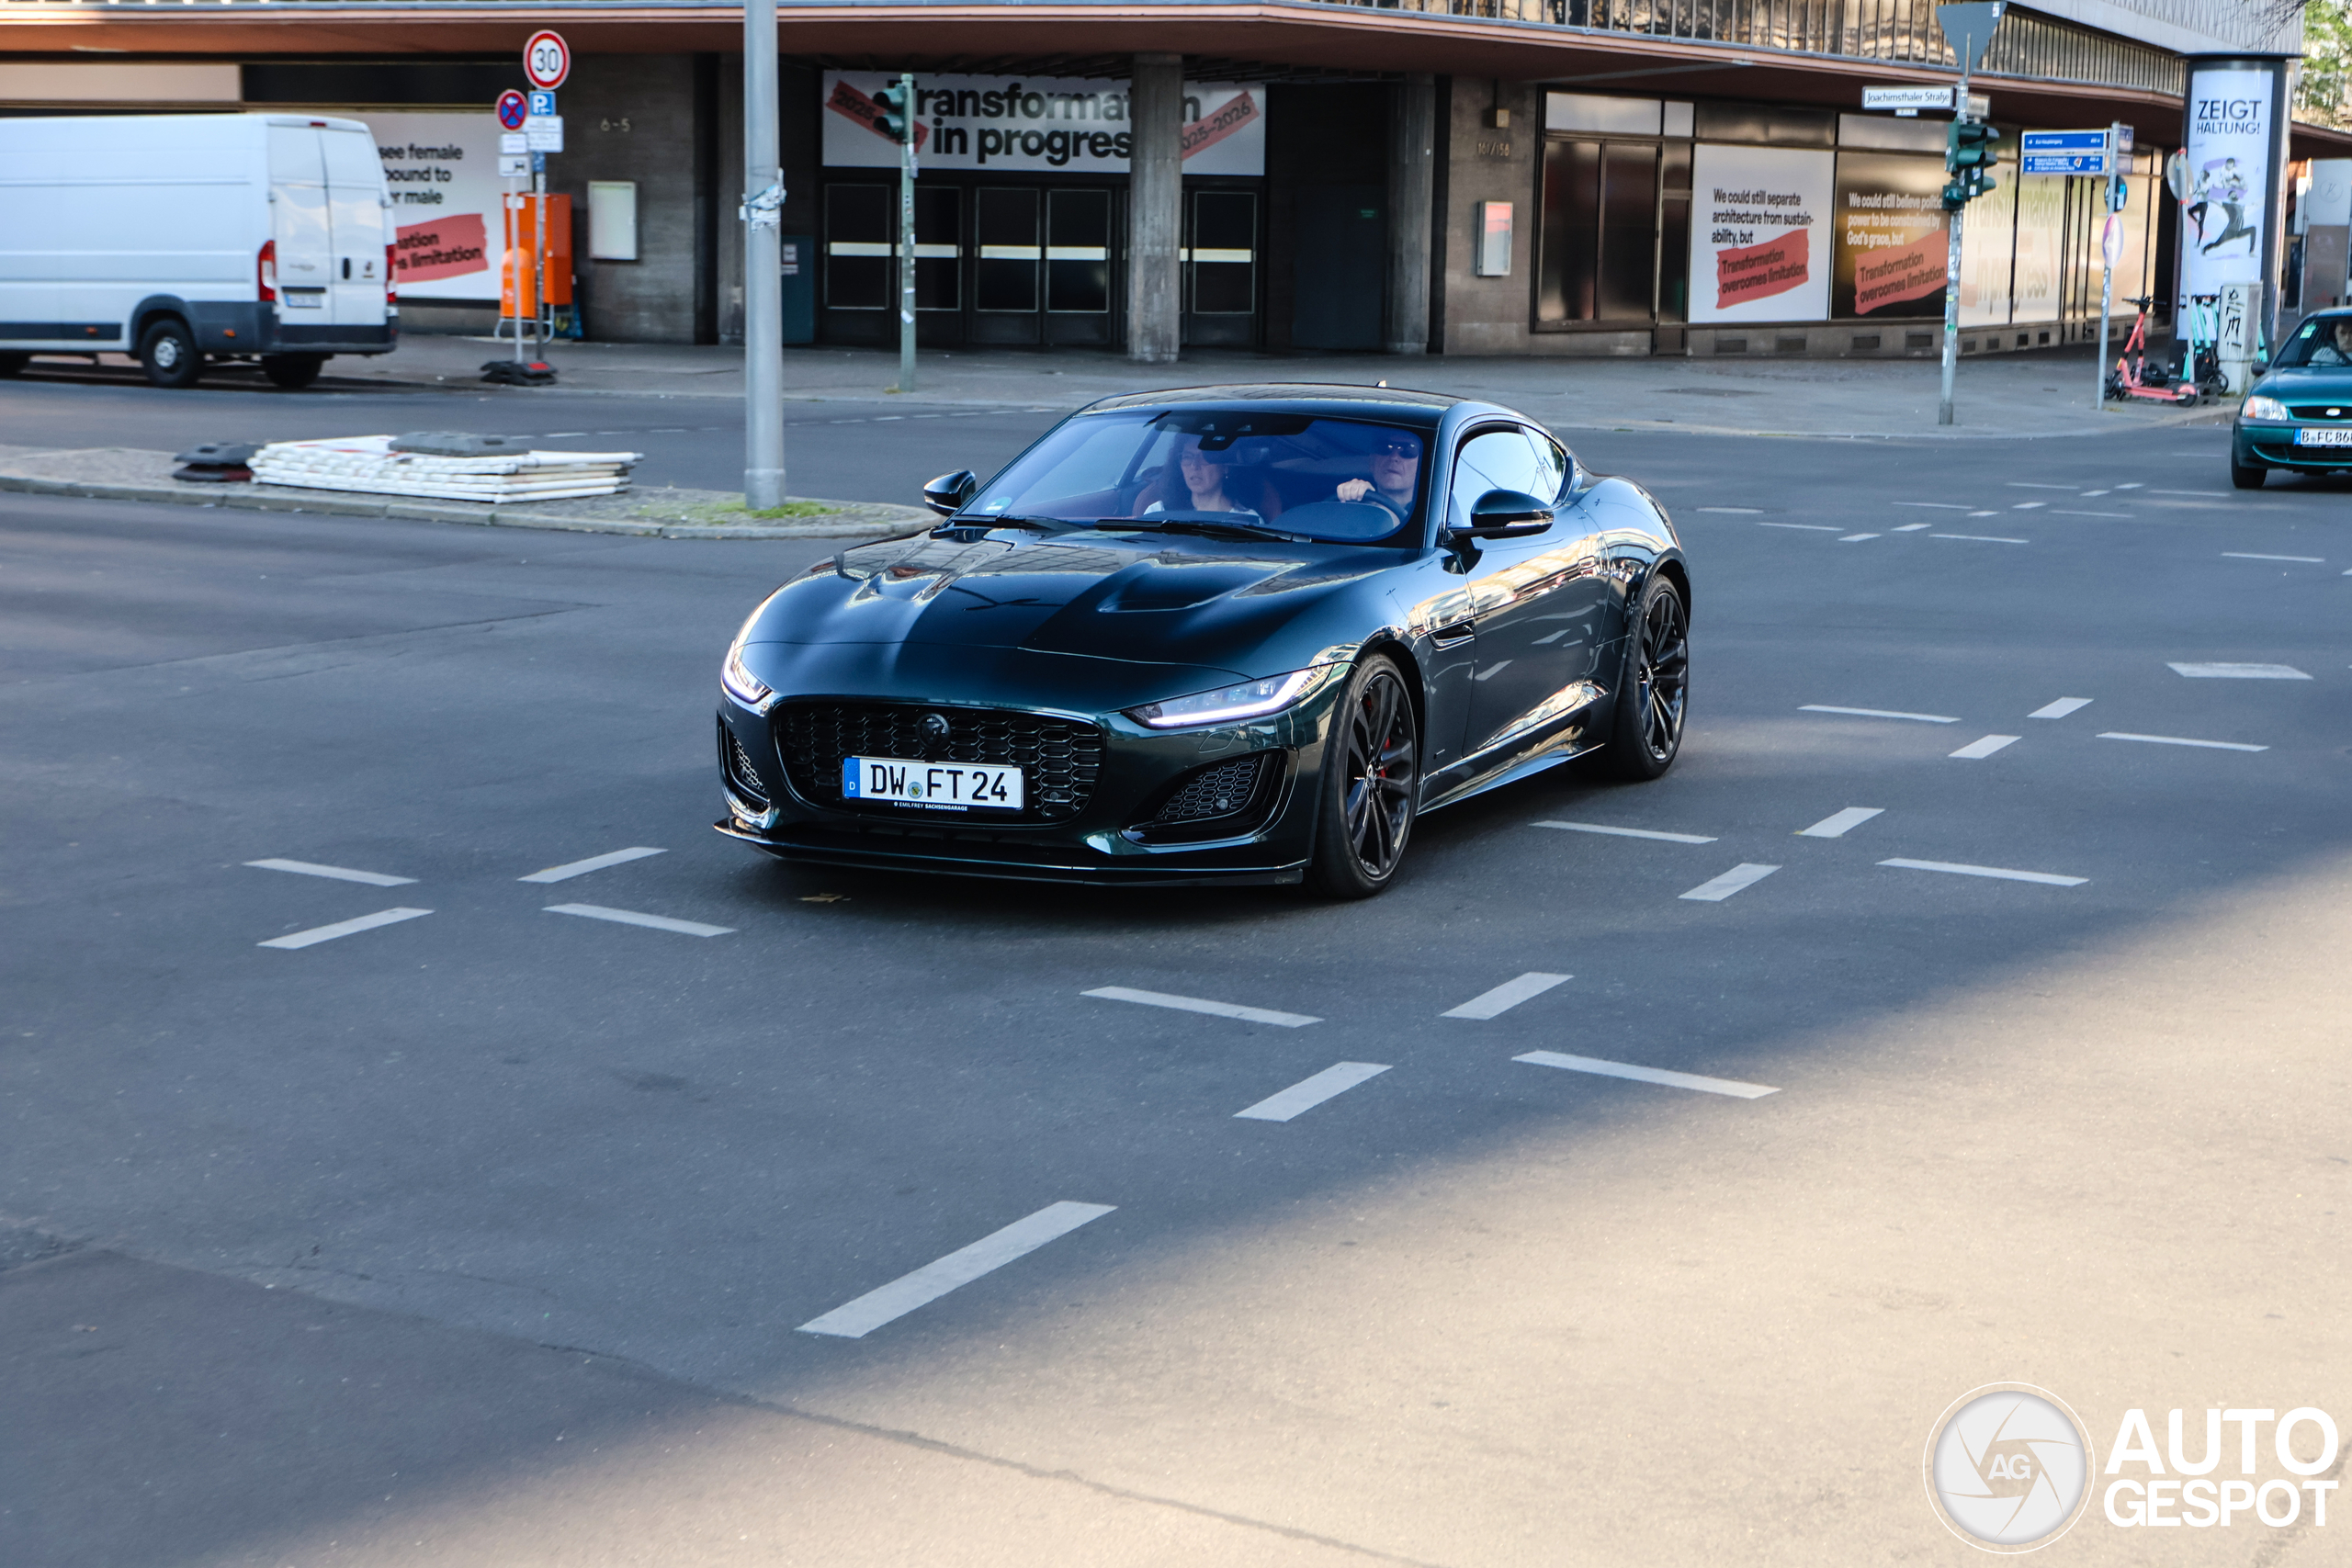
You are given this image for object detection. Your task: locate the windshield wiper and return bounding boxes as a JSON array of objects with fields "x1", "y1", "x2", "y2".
[
  {"x1": 935, "y1": 513, "x2": 1068, "y2": 535},
  {"x1": 1090, "y1": 517, "x2": 1305, "y2": 544}
]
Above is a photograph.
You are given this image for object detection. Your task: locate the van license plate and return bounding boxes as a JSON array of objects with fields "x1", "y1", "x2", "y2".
[{"x1": 842, "y1": 755, "x2": 1023, "y2": 811}]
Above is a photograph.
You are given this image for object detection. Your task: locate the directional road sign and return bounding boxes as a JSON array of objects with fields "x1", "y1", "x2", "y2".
[
  {"x1": 496, "y1": 90, "x2": 528, "y2": 131},
  {"x1": 2020, "y1": 130, "x2": 2111, "y2": 176}
]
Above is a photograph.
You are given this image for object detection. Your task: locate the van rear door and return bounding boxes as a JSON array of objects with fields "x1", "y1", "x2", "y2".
[
  {"x1": 267, "y1": 125, "x2": 332, "y2": 322},
  {"x1": 322, "y1": 127, "x2": 388, "y2": 328}
]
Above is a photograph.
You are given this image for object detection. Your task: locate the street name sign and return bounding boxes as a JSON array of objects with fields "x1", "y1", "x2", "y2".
[{"x1": 1861, "y1": 86, "x2": 1989, "y2": 118}]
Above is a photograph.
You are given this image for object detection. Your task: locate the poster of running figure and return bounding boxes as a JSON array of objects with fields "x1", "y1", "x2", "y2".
[{"x1": 2177, "y1": 68, "x2": 2274, "y2": 312}]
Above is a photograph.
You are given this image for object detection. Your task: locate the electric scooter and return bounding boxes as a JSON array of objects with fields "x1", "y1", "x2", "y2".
[{"x1": 2106, "y1": 296, "x2": 2200, "y2": 405}]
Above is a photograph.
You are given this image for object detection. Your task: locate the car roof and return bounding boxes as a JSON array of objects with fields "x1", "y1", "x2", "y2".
[{"x1": 1079, "y1": 383, "x2": 1467, "y2": 424}]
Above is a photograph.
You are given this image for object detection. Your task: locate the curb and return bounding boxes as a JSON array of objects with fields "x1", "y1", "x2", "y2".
[{"x1": 0, "y1": 472, "x2": 922, "y2": 540}]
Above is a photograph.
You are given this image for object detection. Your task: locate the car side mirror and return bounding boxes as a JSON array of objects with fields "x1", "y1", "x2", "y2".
[
  {"x1": 922, "y1": 469, "x2": 978, "y2": 516},
  {"x1": 1446, "y1": 488, "x2": 1554, "y2": 543}
]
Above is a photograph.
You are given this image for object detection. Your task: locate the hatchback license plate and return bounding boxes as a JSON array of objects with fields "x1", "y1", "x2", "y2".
[
  {"x1": 2294, "y1": 427, "x2": 2352, "y2": 446},
  {"x1": 842, "y1": 755, "x2": 1023, "y2": 810}
]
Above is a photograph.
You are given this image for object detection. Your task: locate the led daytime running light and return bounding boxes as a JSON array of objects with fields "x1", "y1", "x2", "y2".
[
  {"x1": 1128, "y1": 666, "x2": 1334, "y2": 729},
  {"x1": 722, "y1": 644, "x2": 772, "y2": 706}
]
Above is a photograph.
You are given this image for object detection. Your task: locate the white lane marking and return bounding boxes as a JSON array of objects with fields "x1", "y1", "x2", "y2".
[
  {"x1": 2098, "y1": 731, "x2": 2268, "y2": 752},
  {"x1": 1838, "y1": 532, "x2": 1881, "y2": 542},
  {"x1": 2012, "y1": 502, "x2": 2048, "y2": 510},
  {"x1": 1758, "y1": 522, "x2": 1840, "y2": 531},
  {"x1": 544, "y1": 903, "x2": 734, "y2": 937},
  {"x1": 1966, "y1": 510, "x2": 2001, "y2": 516},
  {"x1": 1082, "y1": 987, "x2": 1319, "y2": 1028},
  {"x1": 1891, "y1": 522, "x2": 1933, "y2": 532},
  {"x1": 1879, "y1": 858, "x2": 2086, "y2": 887},
  {"x1": 1532, "y1": 820, "x2": 1716, "y2": 844},
  {"x1": 1532, "y1": 629, "x2": 1569, "y2": 645},
  {"x1": 1443, "y1": 972, "x2": 1571, "y2": 1020},
  {"x1": 2054, "y1": 509, "x2": 2132, "y2": 517},
  {"x1": 2114, "y1": 482, "x2": 2143, "y2": 490},
  {"x1": 1515, "y1": 1050, "x2": 1779, "y2": 1100},
  {"x1": 1799, "y1": 705, "x2": 1960, "y2": 723},
  {"x1": 2149, "y1": 489, "x2": 2225, "y2": 497},
  {"x1": 2221, "y1": 552, "x2": 2325, "y2": 563},
  {"x1": 1893, "y1": 502, "x2": 1972, "y2": 511},
  {"x1": 1949, "y1": 733, "x2": 2020, "y2": 760},
  {"x1": 542, "y1": 432, "x2": 587, "y2": 438},
  {"x1": 2008, "y1": 482, "x2": 2076, "y2": 490},
  {"x1": 1679, "y1": 863, "x2": 1779, "y2": 902},
  {"x1": 1694, "y1": 506, "x2": 1762, "y2": 513},
  {"x1": 797, "y1": 1201, "x2": 1115, "y2": 1338},
  {"x1": 1796, "y1": 807, "x2": 1883, "y2": 839},
  {"x1": 1475, "y1": 660, "x2": 1512, "y2": 681},
  {"x1": 2029, "y1": 697, "x2": 2093, "y2": 719},
  {"x1": 258, "y1": 908, "x2": 432, "y2": 949},
  {"x1": 2167, "y1": 662, "x2": 2309, "y2": 680},
  {"x1": 244, "y1": 858, "x2": 416, "y2": 887},
  {"x1": 1235, "y1": 1062, "x2": 1392, "y2": 1122},
  {"x1": 2080, "y1": 489, "x2": 2111, "y2": 497},
  {"x1": 1931, "y1": 533, "x2": 2030, "y2": 544},
  {"x1": 519, "y1": 847, "x2": 667, "y2": 884}
]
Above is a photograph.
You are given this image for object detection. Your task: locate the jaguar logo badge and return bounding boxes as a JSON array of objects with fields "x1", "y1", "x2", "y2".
[{"x1": 921, "y1": 712, "x2": 952, "y2": 739}]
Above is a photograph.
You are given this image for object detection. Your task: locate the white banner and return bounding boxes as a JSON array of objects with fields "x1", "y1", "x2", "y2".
[
  {"x1": 1688, "y1": 145, "x2": 1834, "y2": 324},
  {"x1": 365, "y1": 111, "x2": 512, "y2": 301},
  {"x1": 821, "y1": 72, "x2": 1266, "y2": 176},
  {"x1": 2178, "y1": 68, "x2": 2273, "y2": 311}
]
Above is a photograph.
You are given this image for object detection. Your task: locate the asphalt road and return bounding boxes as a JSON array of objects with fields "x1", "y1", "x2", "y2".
[{"x1": 4, "y1": 395, "x2": 2350, "y2": 1567}]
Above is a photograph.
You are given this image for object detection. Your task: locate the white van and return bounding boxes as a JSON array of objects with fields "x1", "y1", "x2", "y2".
[{"x1": 0, "y1": 113, "x2": 397, "y2": 389}]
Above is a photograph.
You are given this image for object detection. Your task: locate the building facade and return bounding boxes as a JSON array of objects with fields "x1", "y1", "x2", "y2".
[{"x1": 2, "y1": 0, "x2": 2346, "y2": 359}]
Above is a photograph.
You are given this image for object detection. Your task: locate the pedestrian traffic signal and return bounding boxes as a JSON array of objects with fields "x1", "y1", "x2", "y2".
[
  {"x1": 1943, "y1": 118, "x2": 2001, "y2": 209},
  {"x1": 873, "y1": 81, "x2": 912, "y2": 144}
]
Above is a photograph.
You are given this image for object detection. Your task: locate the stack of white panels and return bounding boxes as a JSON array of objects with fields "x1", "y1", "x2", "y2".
[{"x1": 249, "y1": 435, "x2": 641, "y2": 502}]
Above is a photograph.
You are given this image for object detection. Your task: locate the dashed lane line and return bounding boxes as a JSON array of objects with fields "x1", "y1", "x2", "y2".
[
  {"x1": 1796, "y1": 807, "x2": 1883, "y2": 839},
  {"x1": 1515, "y1": 1050, "x2": 1780, "y2": 1100},
  {"x1": 2054, "y1": 510, "x2": 2132, "y2": 518},
  {"x1": 2008, "y1": 482, "x2": 2076, "y2": 491},
  {"x1": 1878, "y1": 859, "x2": 2087, "y2": 887},
  {"x1": 2167, "y1": 662, "x2": 2309, "y2": 680},
  {"x1": 797, "y1": 1201, "x2": 1116, "y2": 1339},
  {"x1": 2149, "y1": 490, "x2": 2226, "y2": 497},
  {"x1": 1442, "y1": 972, "x2": 1571, "y2": 1020},
  {"x1": 1894, "y1": 502, "x2": 1972, "y2": 511},
  {"x1": 1759, "y1": 522, "x2": 1840, "y2": 532},
  {"x1": 1950, "y1": 734, "x2": 2020, "y2": 760},
  {"x1": 1679, "y1": 863, "x2": 1780, "y2": 902},
  {"x1": 519, "y1": 847, "x2": 667, "y2": 884},
  {"x1": 2221, "y1": 552, "x2": 2325, "y2": 563},
  {"x1": 1533, "y1": 820, "x2": 1716, "y2": 844},
  {"x1": 258, "y1": 908, "x2": 432, "y2": 950},
  {"x1": 1693, "y1": 506, "x2": 1762, "y2": 513},
  {"x1": 1892, "y1": 523, "x2": 1933, "y2": 532},
  {"x1": 1931, "y1": 534, "x2": 2030, "y2": 544},
  {"x1": 2012, "y1": 502, "x2": 2048, "y2": 510},
  {"x1": 544, "y1": 904, "x2": 733, "y2": 937},
  {"x1": 2098, "y1": 732, "x2": 2269, "y2": 752},
  {"x1": 244, "y1": 859, "x2": 417, "y2": 886},
  {"x1": 2029, "y1": 697, "x2": 2094, "y2": 719},
  {"x1": 1839, "y1": 532, "x2": 1881, "y2": 542},
  {"x1": 1234, "y1": 1063, "x2": 1392, "y2": 1122},
  {"x1": 1083, "y1": 987, "x2": 1320, "y2": 1028},
  {"x1": 1799, "y1": 705, "x2": 1960, "y2": 723}
]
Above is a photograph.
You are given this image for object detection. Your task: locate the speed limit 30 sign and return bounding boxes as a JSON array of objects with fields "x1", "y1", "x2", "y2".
[{"x1": 524, "y1": 30, "x2": 571, "y2": 91}]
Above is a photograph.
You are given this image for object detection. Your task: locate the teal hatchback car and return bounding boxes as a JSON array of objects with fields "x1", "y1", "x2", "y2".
[{"x1": 2233, "y1": 310, "x2": 2352, "y2": 488}]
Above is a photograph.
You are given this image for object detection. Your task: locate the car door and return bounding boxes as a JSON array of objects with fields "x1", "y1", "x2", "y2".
[
  {"x1": 321, "y1": 127, "x2": 388, "y2": 330},
  {"x1": 266, "y1": 125, "x2": 333, "y2": 325},
  {"x1": 1451, "y1": 425, "x2": 1610, "y2": 762}
]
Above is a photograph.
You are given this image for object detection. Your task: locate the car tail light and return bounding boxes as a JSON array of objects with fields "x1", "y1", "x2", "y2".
[
  {"x1": 384, "y1": 242, "x2": 398, "y2": 304},
  {"x1": 257, "y1": 240, "x2": 277, "y2": 303}
]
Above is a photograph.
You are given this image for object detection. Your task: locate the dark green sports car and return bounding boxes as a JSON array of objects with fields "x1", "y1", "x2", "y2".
[
  {"x1": 2233, "y1": 309, "x2": 2352, "y2": 488},
  {"x1": 715, "y1": 384, "x2": 1690, "y2": 896}
]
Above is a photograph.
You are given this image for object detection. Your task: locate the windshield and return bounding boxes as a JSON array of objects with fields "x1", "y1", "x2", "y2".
[
  {"x1": 2272, "y1": 314, "x2": 2352, "y2": 369},
  {"x1": 965, "y1": 410, "x2": 1435, "y2": 545}
]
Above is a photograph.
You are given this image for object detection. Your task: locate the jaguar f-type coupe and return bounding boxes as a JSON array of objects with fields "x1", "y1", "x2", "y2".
[{"x1": 715, "y1": 384, "x2": 1690, "y2": 896}]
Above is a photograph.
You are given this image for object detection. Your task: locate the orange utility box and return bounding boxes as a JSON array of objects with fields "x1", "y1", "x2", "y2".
[{"x1": 498, "y1": 192, "x2": 574, "y2": 315}]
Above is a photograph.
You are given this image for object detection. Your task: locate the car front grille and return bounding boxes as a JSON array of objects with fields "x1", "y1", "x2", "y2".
[
  {"x1": 775, "y1": 702, "x2": 1105, "y2": 822},
  {"x1": 1153, "y1": 754, "x2": 1271, "y2": 824},
  {"x1": 2287, "y1": 404, "x2": 2350, "y2": 420}
]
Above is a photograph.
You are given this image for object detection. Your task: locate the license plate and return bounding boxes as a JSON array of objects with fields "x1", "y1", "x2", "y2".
[
  {"x1": 281, "y1": 291, "x2": 324, "y2": 309},
  {"x1": 2294, "y1": 427, "x2": 2352, "y2": 446},
  {"x1": 842, "y1": 755, "x2": 1023, "y2": 810}
]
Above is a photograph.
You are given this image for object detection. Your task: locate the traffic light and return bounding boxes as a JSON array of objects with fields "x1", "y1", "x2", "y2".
[
  {"x1": 873, "y1": 80, "x2": 912, "y2": 144},
  {"x1": 1943, "y1": 119, "x2": 2002, "y2": 209}
]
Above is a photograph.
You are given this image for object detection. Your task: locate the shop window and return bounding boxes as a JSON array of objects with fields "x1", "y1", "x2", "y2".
[
  {"x1": 824, "y1": 185, "x2": 890, "y2": 310},
  {"x1": 1539, "y1": 140, "x2": 1657, "y2": 324},
  {"x1": 1692, "y1": 103, "x2": 1835, "y2": 148},
  {"x1": 1189, "y1": 190, "x2": 1257, "y2": 315}
]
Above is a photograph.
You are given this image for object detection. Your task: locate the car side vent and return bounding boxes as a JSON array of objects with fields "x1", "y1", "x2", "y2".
[
  {"x1": 1153, "y1": 754, "x2": 1270, "y2": 824},
  {"x1": 722, "y1": 724, "x2": 769, "y2": 809}
]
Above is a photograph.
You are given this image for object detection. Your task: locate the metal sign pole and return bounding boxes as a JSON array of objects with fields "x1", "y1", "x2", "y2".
[
  {"x1": 741, "y1": 0, "x2": 785, "y2": 508},
  {"x1": 898, "y1": 72, "x2": 916, "y2": 396},
  {"x1": 1933, "y1": 1, "x2": 2004, "y2": 428},
  {"x1": 1938, "y1": 60, "x2": 1969, "y2": 428},
  {"x1": 2095, "y1": 126, "x2": 2117, "y2": 412}
]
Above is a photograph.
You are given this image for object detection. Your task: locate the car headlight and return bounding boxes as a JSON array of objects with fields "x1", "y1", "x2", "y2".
[
  {"x1": 2242, "y1": 395, "x2": 2290, "y2": 421},
  {"x1": 1127, "y1": 666, "x2": 1341, "y2": 729},
  {"x1": 722, "y1": 644, "x2": 772, "y2": 707}
]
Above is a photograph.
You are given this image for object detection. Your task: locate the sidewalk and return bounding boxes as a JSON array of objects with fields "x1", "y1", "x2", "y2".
[{"x1": 329, "y1": 332, "x2": 2232, "y2": 440}]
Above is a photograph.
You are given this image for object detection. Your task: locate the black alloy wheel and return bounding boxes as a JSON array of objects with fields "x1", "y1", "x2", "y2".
[
  {"x1": 1308, "y1": 654, "x2": 1419, "y2": 898},
  {"x1": 137, "y1": 319, "x2": 201, "y2": 389},
  {"x1": 0, "y1": 351, "x2": 28, "y2": 378},
  {"x1": 1596, "y1": 573, "x2": 1689, "y2": 781},
  {"x1": 261, "y1": 354, "x2": 325, "y2": 390}
]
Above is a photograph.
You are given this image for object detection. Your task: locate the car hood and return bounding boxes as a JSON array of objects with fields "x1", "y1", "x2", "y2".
[
  {"x1": 2254, "y1": 367, "x2": 2352, "y2": 403},
  {"x1": 745, "y1": 528, "x2": 1397, "y2": 670}
]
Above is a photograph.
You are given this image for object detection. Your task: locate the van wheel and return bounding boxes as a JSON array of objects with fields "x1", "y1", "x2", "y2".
[
  {"x1": 0, "y1": 352, "x2": 28, "y2": 378},
  {"x1": 138, "y1": 320, "x2": 201, "y2": 389},
  {"x1": 261, "y1": 355, "x2": 325, "y2": 390}
]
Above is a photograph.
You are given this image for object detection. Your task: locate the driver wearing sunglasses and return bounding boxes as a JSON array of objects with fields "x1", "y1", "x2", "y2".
[{"x1": 1335, "y1": 433, "x2": 1422, "y2": 520}]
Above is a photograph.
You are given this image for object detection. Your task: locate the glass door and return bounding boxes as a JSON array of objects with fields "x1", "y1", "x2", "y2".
[
  {"x1": 1046, "y1": 187, "x2": 1115, "y2": 345},
  {"x1": 974, "y1": 186, "x2": 1042, "y2": 344},
  {"x1": 823, "y1": 184, "x2": 891, "y2": 344},
  {"x1": 1184, "y1": 188, "x2": 1258, "y2": 347},
  {"x1": 1539, "y1": 140, "x2": 1660, "y2": 327}
]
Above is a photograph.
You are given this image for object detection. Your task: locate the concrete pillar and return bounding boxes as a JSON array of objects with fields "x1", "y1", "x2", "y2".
[
  {"x1": 1385, "y1": 73, "x2": 1436, "y2": 355},
  {"x1": 1126, "y1": 53, "x2": 1183, "y2": 366}
]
